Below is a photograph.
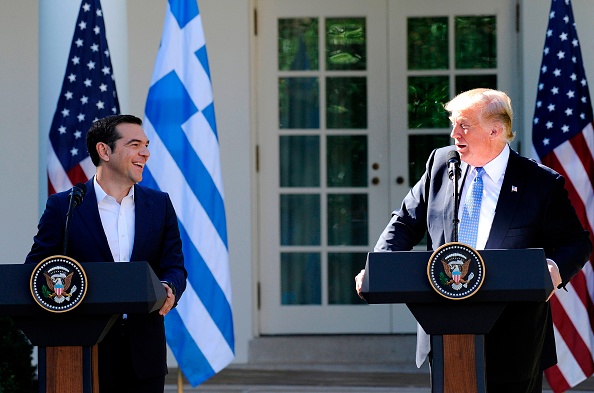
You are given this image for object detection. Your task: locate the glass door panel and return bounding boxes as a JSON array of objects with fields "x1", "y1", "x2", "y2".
[
  {"x1": 390, "y1": 0, "x2": 518, "y2": 213},
  {"x1": 258, "y1": 0, "x2": 389, "y2": 334}
]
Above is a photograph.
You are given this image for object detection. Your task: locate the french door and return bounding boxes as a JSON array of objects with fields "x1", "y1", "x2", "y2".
[{"x1": 256, "y1": 0, "x2": 517, "y2": 334}]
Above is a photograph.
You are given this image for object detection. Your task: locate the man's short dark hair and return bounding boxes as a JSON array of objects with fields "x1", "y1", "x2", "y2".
[{"x1": 86, "y1": 114, "x2": 142, "y2": 166}]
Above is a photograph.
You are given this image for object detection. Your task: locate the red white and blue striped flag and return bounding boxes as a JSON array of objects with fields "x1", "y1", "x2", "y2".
[
  {"x1": 532, "y1": 0, "x2": 594, "y2": 391},
  {"x1": 140, "y1": 0, "x2": 235, "y2": 386},
  {"x1": 47, "y1": 0, "x2": 119, "y2": 195}
]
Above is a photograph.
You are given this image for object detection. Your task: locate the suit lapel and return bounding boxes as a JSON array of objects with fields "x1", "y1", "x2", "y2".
[
  {"x1": 131, "y1": 185, "x2": 153, "y2": 260},
  {"x1": 75, "y1": 178, "x2": 113, "y2": 261},
  {"x1": 485, "y1": 150, "x2": 525, "y2": 249}
]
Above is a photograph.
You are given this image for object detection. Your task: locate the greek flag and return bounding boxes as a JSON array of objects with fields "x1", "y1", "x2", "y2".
[{"x1": 140, "y1": 0, "x2": 234, "y2": 386}]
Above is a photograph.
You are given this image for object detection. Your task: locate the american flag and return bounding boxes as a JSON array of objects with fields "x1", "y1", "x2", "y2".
[
  {"x1": 47, "y1": 0, "x2": 119, "y2": 195},
  {"x1": 140, "y1": 0, "x2": 234, "y2": 386},
  {"x1": 532, "y1": 0, "x2": 594, "y2": 391}
]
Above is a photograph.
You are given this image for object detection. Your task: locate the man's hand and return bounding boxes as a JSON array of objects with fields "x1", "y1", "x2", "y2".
[
  {"x1": 159, "y1": 283, "x2": 175, "y2": 316},
  {"x1": 546, "y1": 259, "x2": 562, "y2": 302},
  {"x1": 355, "y1": 269, "x2": 366, "y2": 299}
]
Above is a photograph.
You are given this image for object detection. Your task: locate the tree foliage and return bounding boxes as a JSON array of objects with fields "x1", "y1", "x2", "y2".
[{"x1": 0, "y1": 318, "x2": 36, "y2": 393}]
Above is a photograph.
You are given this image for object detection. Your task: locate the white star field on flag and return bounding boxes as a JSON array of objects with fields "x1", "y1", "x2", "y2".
[{"x1": 47, "y1": 0, "x2": 119, "y2": 194}]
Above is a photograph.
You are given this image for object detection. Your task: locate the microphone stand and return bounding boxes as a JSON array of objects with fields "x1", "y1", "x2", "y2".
[
  {"x1": 63, "y1": 193, "x2": 77, "y2": 255},
  {"x1": 452, "y1": 165, "x2": 461, "y2": 243},
  {"x1": 63, "y1": 185, "x2": 86, "y2": 255}
]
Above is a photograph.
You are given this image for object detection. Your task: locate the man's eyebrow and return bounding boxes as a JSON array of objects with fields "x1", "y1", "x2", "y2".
[{"x1": 124, "y1": 138, "x2": 149, "y2": 145}]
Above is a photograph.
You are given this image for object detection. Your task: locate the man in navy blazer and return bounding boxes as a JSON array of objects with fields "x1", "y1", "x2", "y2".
[
  {"x1": 356, "y1": 89, "x2": 591, "y2": 392},
  {"x1": 26, "y1": 114, "x2": 186, "y2": 392}
]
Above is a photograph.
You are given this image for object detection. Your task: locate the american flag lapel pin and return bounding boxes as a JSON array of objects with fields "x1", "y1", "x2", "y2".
[{"x1": 511, "y1": 185, "x2": 518, "y2": 193}]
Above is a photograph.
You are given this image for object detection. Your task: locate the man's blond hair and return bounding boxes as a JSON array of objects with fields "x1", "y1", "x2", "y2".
[{"x1": 445, "y1": 88, "x2": 516, "y2": 142}]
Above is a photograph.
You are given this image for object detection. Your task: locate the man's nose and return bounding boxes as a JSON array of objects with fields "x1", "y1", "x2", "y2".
[{"x1": 450, "y1": 126, "x2": 458, "y2": 139}]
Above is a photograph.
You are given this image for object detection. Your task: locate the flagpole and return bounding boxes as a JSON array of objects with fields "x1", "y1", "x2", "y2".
[{"x1": 177, "y1": 367, "x2": 183, "y2": 393}]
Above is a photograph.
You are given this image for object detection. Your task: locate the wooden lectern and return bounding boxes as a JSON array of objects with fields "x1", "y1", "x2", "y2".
[
  {"x1": 0, "y1": 262, "x2": 166, "y2": 393},
  {"x1": 360, "y1": 248, "x2": 554, "y2": 393}
]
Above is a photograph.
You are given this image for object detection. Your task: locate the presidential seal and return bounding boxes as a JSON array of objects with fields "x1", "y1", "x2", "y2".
[
  {"x1": 427, "y1": 242, "x2": 485, "y2": 300},
  {"x1": 30, "y1": 255, "x2": 88, "y2": 313}
]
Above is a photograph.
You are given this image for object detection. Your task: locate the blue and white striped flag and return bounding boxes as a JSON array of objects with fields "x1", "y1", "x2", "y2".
[{"x1": 140, "y1": 0, "x2": 235, "y2": 386}]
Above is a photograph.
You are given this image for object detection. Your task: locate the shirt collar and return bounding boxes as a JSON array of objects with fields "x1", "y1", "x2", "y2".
[
  {"x1": 93, "y1": 176, "x2": 135, "y2": 204},
  {"x1": 469, "y1": 144, "x2": 509, "y2": 182}
]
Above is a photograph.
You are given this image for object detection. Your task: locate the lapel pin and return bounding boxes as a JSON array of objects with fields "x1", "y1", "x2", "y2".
[{"x1": 511, "y1": 185, "x2": 518, "y2": 192}]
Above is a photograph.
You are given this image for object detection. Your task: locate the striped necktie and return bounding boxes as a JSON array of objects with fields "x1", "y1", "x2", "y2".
[{"x1": 458, "y1": 167, "x2": 485, "y2": 248}]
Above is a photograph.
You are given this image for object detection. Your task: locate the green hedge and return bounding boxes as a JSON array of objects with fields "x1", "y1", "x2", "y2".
[{"x1": 0, "y1": 317, "x2": 36, "y2": 393}]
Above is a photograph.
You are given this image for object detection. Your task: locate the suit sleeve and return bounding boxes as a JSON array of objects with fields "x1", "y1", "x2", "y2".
[
  {"x1": 374, "y1": 149, "x2": 436, "y2": 252},
  {"x1": 155, "y1": 193, "x2": 187, "y2": 305},
  {"x1": 24, "y1": 194, "x2": 66, "y2": 264},
  {"x1": 542, "y1": 173, "x2": 592, "y2": 287}
]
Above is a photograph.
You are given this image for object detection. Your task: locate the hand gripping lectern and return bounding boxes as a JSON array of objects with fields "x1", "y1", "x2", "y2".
[
  {"x1": 0, "y1": 261, "x2": 167, "y2": 393},
  {"x1": 360, "y1": 247, "x2": 554, "y2": 393}
]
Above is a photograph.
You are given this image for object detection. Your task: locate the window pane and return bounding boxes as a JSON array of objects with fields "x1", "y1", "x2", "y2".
[
  {"x1": 278, "y1": 18, "x2": 319, "y2": 71},
  {"x1": 408, "y1": 17, "x2": 448, "y2": 70},
  {"x1": 327, "y1": 193, "x2": 368, "y2": 246},
  {"x1": 326, "y1": 77, "x2": 367, "y2": 129},
  {"x1": 408, "y1": 134, "x2": 452, "y2": 187},
  {"x1": 281, "y1": 252, "x2": 321, "y2": 305},
  {"x1": 281, "y1": 136, "x2": 320, "y2": 187},
  {"x1": 328, "y1": 252, "x2": 368, "y2": 305},
  {"x1": 279, "y1": 77, "x2": 320, "y2": 129},
  {"x1": 326, "y1": 18, "x2": 366, "y2": 71},
  {"x1": 455, "y1": 16, "x2": 496, "y2": 69},
  {"x1": 408, "y1": 76, "x2": 449, "y2": 128},
  {"x1": 455, "y1": 75, "x2": 497, "y2": 94},
  {"x1": 281, "y1": 194, "x2": 320, "y2": 245},
  {"x1": 327, "y1": 135, "x2": 367, "y2": 187}
]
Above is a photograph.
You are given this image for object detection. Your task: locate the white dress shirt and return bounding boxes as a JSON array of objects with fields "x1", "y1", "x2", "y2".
[
  {"x1": 94, "y1": 177, "x2": 135, "y2": 263},
  {"x1": 458, "y1": 145, "x2": 509, "y2": 250}
]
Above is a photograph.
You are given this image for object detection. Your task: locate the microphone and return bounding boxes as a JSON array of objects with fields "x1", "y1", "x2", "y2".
[
  {"x1": 68, "y1": 183, "x2": 87, "y2": 209},
  {"x1": 63, "y1": 183, "x2": 87, "y2": 255},
  {"x1": 447, "y1": 150, "x2": 461, "y2": 181},
  {"x1": 446, "y1": 151, "x2": 461, "y2": 242}
]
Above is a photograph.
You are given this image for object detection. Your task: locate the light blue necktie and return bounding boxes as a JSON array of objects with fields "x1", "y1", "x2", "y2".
[{"x1": 459, "y1": 167, "x2": 485, "y2": 248}]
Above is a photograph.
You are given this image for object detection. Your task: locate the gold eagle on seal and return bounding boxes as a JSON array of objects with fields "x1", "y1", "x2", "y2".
[
  {"x1": 441, "y1": 259, "x2": 471, "y2": 285},
  {"x1": 43, "y1": 272, "x2": 75, "y2": 303}
]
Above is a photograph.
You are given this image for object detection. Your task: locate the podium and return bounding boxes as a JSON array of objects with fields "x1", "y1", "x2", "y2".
[
  {"x1": 360, "y1": 248, "x2": 554, "y2": 393},
  {"x1": 0, "y1": 261, "x2": 167, "y2": 393}
]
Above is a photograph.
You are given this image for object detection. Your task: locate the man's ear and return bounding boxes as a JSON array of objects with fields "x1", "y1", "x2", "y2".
[
  {"x1": 489, "y1": 123, "x2": 503, "y2": 139},
  {"x1": 96, "y1": 142, "x2": 110, "y2": 162}
]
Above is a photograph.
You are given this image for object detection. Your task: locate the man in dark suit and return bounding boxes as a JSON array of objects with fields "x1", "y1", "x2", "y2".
[
  {"x1": 26, "y1": 114, "x2": 187, "y2": 393},
  {"x1": 355, "y1": 89, "x2": 591, "y2": 392}
]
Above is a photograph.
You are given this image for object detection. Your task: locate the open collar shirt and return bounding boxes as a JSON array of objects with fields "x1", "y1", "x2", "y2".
[
  {"x1": 94, "y1": 176, "x2": 135, "y2": 263},
  {"x1": 458, "y1": 144, "x2": 510, "y2": 250}
]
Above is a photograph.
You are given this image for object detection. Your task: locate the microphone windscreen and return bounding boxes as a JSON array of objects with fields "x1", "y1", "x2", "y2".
[
  {"x1": 73, "y1": 182, "x2": 87, "y2": 197},
  {"x1": 446, "y1": 150, "x2": 460, "y2": 165},
  {"x1": 69, "y1": 182, "x2": 87, "y2": 206}
]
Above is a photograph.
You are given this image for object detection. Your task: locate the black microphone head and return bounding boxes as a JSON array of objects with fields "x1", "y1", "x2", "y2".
[
  {"x1": 447, "y1": 150, "x2": 461, "y2": 180},
  {"x1": 446, "y1": 150, "x2": 460, "y2": 165},
  {"x1": 69, "y1": 183, "x2": 87, "y2": 206}
]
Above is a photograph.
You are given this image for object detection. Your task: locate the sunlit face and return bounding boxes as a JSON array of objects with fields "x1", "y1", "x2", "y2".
[
  {"x1": 103, "y1": 123, "x2": 150, "y2": 186},
  {"x1": 449, "y1": 108, "x2": 499, "y2": 167}
]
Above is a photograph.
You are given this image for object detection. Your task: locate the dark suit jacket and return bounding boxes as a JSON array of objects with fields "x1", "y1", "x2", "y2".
[
  {"x1": 25, "y1": 178, "x2": 186, "y2": 379},
  {"x1": 375, "y1": 146, "x2": 591, "y2": 383}
]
